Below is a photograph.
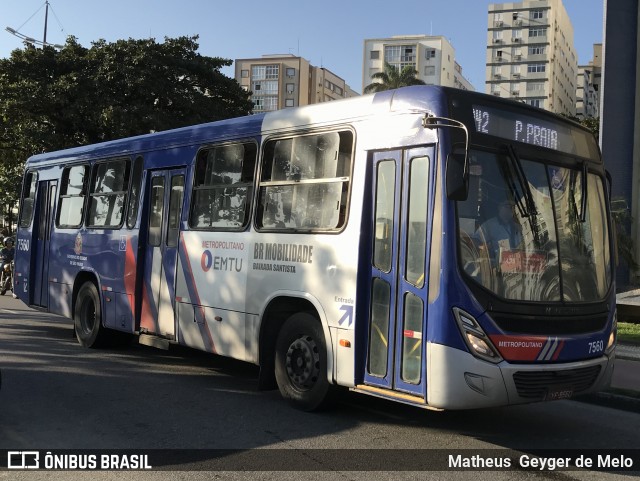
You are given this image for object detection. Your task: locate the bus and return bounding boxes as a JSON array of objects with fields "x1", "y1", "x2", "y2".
[{"x1": 14, "y1": 86, "x2": 616, "y2": 411}]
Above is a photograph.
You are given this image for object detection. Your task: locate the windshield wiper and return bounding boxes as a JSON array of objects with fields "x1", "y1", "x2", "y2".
[
  {"x1": 507, "y1": 144, "x2": 538, "y2": 218},
  {"x1": 502, "y1": 144, "x2": 542, "y2": 247},
  {"x1": 568, "y1": 162, "x2": 588, "y2": 224}
]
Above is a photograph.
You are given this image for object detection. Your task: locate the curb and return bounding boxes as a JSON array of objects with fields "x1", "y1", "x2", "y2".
[
  {"x1": 618, "y1": 354, "x2": 639, "y2": 361},
  {"x1": 577, "y1": 391, "x2": 640, "y2": 413}
]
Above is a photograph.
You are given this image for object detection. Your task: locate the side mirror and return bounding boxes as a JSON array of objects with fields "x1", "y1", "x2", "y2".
[
  {"x1": 421, "y1": 115, "x2": 469, "y2": 201},
  {"x1": 446, "y1": 147, "x2": 469, "y2": 201}
]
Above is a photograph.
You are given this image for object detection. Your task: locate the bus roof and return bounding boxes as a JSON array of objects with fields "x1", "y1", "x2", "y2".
[
  {"x1": 24, "y1": 86, "x2": 596, "y2": 167},
  {"x1": 24, "y1": 86, "x2": 450, "y2": 167}
]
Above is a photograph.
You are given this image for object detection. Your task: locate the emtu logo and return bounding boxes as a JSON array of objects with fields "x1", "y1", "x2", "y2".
[{"x1": 7, "y1": 451, "x2": 39, "y2": 469}]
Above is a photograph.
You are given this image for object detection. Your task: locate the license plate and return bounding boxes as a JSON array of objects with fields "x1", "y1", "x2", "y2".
[{"x1": 545, "y1": 386, "x2": 574, "y2": 401}]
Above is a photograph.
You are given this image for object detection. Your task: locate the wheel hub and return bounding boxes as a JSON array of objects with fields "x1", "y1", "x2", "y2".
[{"x1": 285, "y1": 335, "x2": 320, "y2": 390}]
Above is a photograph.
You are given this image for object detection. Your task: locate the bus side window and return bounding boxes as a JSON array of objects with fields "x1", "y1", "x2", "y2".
[
  {"x1": 189, "y1": 142, "x2": 256, "y2": 230},
  {"x1": 257, "y1": 130, "x2": 353, "y2": 231},
  {"x1": 87, "y1": 158, "x2": 131, "y2": 228},
  {"x1": 57, "y1": 164, "x2": 88, "y2": 228},
  {"x1": 19, "y1": 171, "x2": 38, "y2": 228}
]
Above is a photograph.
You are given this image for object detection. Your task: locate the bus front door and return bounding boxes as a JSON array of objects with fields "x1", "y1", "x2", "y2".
[
  {"x1": 140, "y1": 169, "x2": 185, "y2": 339},
  {"x1": 364, "y1": 148, "x2": 432, "y2": 398},
  {"x1": 32, "y1": 180, "x2": 57, "y2": 307}
]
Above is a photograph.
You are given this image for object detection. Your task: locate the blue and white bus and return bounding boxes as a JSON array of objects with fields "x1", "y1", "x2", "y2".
[{"x1": 15, "y1": 86, "x2": 616, "y2": 410}]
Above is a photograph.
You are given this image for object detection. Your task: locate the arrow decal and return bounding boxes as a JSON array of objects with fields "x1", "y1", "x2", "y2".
[{"x1": 338, "y1": 304, "x2": 354, "y2": 327}]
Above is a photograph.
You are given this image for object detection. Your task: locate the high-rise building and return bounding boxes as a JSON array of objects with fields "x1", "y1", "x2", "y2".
[
  {"x1": 486, "y1": 0, "x2": 578, "y2": 115},
  {"x1": 362, "y1": 35, "x2": 474, "y2": 93},
  {"x1": 576, "y1": 43, "x2": 602, "y2": 119},
  {"x1": 234, "y1": 55, "x2": 358, "y2": 113}
]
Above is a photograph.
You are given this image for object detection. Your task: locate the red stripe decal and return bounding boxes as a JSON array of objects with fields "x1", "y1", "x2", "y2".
[
  {"x1": 180, "y1": 233, "x2": 217, "y2": 354},
  {"x1": 124, "y1": 237, "x2": 137, "y2": 320},
  {"x1": 552, "y1": 341, "x2": 565, "y2": 361},
  {"x1": 140, "y1": 283, "x2": 156, "y2": 332}
]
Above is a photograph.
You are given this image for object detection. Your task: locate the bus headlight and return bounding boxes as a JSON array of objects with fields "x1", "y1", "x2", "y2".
[
  {"x1": 453, "y1": 307, "x2": 503, "y2": 364},
  {"x1": 606, "y1": 311, "x2": 617, "y2": 354}
]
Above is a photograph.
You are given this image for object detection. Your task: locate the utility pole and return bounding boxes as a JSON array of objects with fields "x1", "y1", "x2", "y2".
[
  {"x1": 5, "y1": 0, "x2": 64, "y2": 49},
  {"x1": 43, "y1": 1, "x2": 49, "y2": 45}
]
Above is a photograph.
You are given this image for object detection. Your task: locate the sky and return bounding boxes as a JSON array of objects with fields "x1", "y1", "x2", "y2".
[{"x1": 0, "y1": 0, "x2": 604, "y2": 94}]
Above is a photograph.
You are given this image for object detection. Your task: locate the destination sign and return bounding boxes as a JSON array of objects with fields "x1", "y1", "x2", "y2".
[{"x1": 471, "y1": 104, "x2": 596, "y2": 158}]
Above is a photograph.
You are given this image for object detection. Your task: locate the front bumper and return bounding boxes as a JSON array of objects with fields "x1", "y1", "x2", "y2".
[{"x1": 427, "y1": 342, "x2": 615, "y2": 410}]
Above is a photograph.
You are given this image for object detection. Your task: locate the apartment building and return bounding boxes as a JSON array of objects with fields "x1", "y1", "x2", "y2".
[
  {"x1": 234, "y1": 54, "x2": 358, "y2": 113},
  {"x1": 363, "y1": 35, "x2": 474, "y2": 92},
  {"x1": 576, "y1": 44, "x2": 602, "y2": 119},
  {"x1": 486, "y1": 0, "x2": 578, "y2": 115}
]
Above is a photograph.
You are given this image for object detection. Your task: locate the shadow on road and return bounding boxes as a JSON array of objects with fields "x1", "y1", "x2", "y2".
[{"x1": 1, "y1": 296, "x2": 638, "y2": 474}]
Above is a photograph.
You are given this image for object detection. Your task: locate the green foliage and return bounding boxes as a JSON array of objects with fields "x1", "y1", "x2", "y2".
[
  {"x1": 561, "y1": 113, "x2": 599, "y2": 139},
  {"x1": 363, "y1": 62, "x2": 426, "y2": 94},
  {"x1": 618, "y1": 322, "x2": 640, "y2": 345},
  {"x1": 579, "y1": 116, "x2": 599, "y2": 139},
  {"x1": 0, "y1": 35, "x2": 253, "y2": 217}
]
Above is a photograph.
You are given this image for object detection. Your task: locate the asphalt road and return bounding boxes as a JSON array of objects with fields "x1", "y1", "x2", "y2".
[{"x1": 1, "y1": 294, "x2": 639, "y2": 480}]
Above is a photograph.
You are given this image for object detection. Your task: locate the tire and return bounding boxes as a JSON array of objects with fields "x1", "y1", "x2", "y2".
[
  {"x1": 274, "y1": 312, "x2": 333, "y2": 411},
  {"x1": 74, "y1": 282, "x2": 107, "y2": 348}
]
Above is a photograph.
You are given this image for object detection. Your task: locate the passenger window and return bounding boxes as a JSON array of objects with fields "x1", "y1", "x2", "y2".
[
  {"x1": 87, "y1": 158, "x2": 130, "y2": 228},
  {"x1": 57, "y1": 165, "x2": 88, "y2": 228},
  {"x1": 257, "y1": 130, "x2": 353, "y2": 231},
  {"x1": 190, "y1": 142, "x2": 256, "y2": 230}
]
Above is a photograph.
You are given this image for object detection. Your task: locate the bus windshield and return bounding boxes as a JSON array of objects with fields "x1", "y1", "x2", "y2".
[{"x1": 457, "y1": 149, "x2": 611, "y2": 303}]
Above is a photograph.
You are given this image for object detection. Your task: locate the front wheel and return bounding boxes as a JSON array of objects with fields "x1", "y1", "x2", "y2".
[
  {"x1": 74, "y1": 282, "x2": 108, "y2": 348},
  {"x1": 274, "y1": 312, "x2": 333, "y2": 411}
]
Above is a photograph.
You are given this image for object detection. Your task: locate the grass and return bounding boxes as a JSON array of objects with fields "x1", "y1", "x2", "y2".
[{"x1": 618, "y1": 322, "x2": 640, "y2": 345}]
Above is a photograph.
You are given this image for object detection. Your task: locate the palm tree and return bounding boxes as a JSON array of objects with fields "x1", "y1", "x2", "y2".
[{"x1": 363, "y1": 62, "x2": 426, "y2": 94}]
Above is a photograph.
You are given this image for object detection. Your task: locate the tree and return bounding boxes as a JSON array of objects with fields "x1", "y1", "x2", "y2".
[
  {"x1": 363, "y1": 62, "x2": 426, "y2": 94},
  {"x1": 561, "y1": 114, "x2": 599, "y2": 140},
  {"x1": 0, "y1": 35, "x2": 253, "y2": 219},
  {"x1": 0, "y1": 151, "x2": 22, "y2": 234},
  {"x1": 579, "y1": 116, "x2": 599, "y2": 140}
]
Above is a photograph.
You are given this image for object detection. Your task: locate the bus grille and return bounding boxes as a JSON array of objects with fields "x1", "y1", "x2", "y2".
[{"x1": 513, "y1": 366, "x2": 602, "y2": 399}]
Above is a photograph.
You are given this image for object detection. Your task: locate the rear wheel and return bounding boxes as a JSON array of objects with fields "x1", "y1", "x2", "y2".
[
  {"x1": 274, "y1": 312, "x2": 332, "y2": 411},
  {"x1": 74, "y1": 282, "x2": 108, "y2": 348}
]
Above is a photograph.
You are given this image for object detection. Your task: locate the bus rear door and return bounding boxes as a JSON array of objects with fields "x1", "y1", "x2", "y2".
[
  {"x1": 140, "y1": 168, "x2": 185, "y2": 339},
  {"x1": 364, "y1": 148, "x2": 433, "y2": 398}
]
